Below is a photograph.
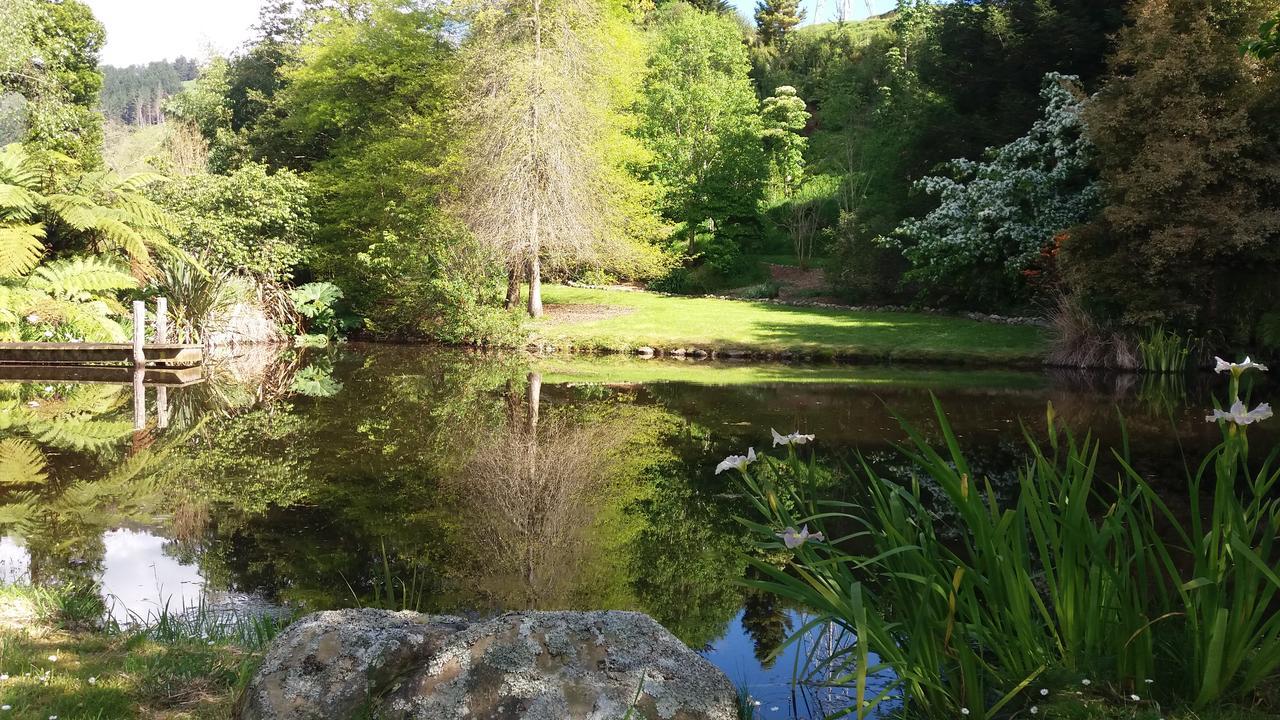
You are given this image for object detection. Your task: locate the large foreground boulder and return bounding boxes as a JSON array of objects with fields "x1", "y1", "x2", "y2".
[{"x1": 237, "y1": 609, "x2": 739, "y2": 720}]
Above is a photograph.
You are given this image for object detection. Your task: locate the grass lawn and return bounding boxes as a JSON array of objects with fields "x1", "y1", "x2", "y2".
[
  {"x1": 1040, "y1": 694, "x2": 1278, "y2": 720},
  {"x1": 533, "y1": 285, "x2": 1048, "y2": 365},
  {"x1": 0, "y1": 586, "x2": 272, "y2": 720}
]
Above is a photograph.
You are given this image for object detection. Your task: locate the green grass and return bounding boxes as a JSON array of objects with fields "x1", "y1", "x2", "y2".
[
  {"x1": 0, "y1": 585, "x2": 278, "y2": 720},
  {"x1": 534, "y1": 285, "x2": 1048, "y2": 365},
  {"x1": 1040, "y1": 694, "x2": 1278, "y2": 720},
  {"x1": 535, "y1": 354, "x2": 1048, "y2": 389}
]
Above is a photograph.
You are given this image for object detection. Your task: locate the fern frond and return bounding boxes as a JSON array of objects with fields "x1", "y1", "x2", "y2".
[
  {"x1": 0, "y1": 184, "x2": 40, "y2": 220},
  {"x1": 0, "y1": 438, "x2": 48, "y2": 486},
  {"x1": 29, "y1": 257, "x2": 138, "y2": 296},
  {"x1": 0, "y1": 144, "x2": 44, "y2": 191},
  {"x1": 0, "y1": 223, "x2": 46, "y2": 277},
  {"x1": 29, "y1": 417, "x2": 135, "y2": 453}
]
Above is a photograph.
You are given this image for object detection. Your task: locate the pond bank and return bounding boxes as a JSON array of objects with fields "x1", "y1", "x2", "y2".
[{"x1": 529, "y1": 285, "x2": 1049, "y2": 368}]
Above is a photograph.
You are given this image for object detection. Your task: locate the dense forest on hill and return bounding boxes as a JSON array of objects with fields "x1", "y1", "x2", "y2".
[
  {"x1": 99, "y1": 57, "x2": 199, "y2": 125},
  {"x1": 2, "y1": 0, "x2": 1279, "y2": 362}
]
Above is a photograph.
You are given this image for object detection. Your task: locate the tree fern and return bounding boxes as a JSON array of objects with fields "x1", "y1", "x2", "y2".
[
  {"x1": 0, "y1": 223, "x2": 45, "y2": 277},
  {"x1": 28, "y1": 256, "x2": 137, "y2": 297},
  {"x1": 0, "y1": 437, "x2": 48, "y2": 486}
]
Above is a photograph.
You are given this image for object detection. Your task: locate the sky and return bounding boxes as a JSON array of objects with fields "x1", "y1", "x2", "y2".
[
  {"x1": 86, "y1": 0, "x2": 900, "y2": 67},
  {"x1": 85, "y1": 0, "x2": 263, "y2": 67}
]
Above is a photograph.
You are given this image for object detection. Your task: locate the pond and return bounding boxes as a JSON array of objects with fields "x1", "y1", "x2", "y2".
[{"x1": 0, "y1": 345, "x2": 1271, "y2": 718}]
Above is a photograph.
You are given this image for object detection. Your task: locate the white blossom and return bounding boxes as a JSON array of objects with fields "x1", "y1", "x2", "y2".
[
  {"x1": 1214, "y1": 356, "x2": 1268, "y2": 376},
  {"x1": 1206, "y1": 400, "x2": 1272, "y2": 426},
  {"x1": 771, "y1": 428, "x2": 815, "y2": 447},
  {"x1": 881, "y1": 74, "x2": 1098, "y2": 298},
  {"x1": 777, "y1": 525, "x2": 824, "y2": 548},
  {"x1": 715, "y1": 448, "x2": 757, "y2": 475}
]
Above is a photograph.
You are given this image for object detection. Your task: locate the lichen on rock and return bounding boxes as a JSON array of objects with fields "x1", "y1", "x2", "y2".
[{"x1": 236, "y1": 609, "x2": 738, "y2": 720}]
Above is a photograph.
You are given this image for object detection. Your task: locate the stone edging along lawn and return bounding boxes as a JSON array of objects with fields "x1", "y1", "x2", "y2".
[{"x1": 529, "y1": 285, "x2": 1051, "y2": 368}]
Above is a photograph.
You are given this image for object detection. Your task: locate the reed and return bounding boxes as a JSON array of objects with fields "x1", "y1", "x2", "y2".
[
  {"x1": 1138, "y1": 326, "x2": 1195, "y2": 373},
  {"x1": 733, "y1": 359, "x2": 1279, "y2": 717}
]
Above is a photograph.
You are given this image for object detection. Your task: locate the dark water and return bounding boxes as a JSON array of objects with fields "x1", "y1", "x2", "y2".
[{"x1": 0, "y1": 345, "x2": 1271, "y2": 718}]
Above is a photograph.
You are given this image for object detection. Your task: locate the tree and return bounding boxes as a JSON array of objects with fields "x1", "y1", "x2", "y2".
[
  {"x1": 885, "y1": 74, "x2": 1100, "y2": 309},
  {"x1": 754, "y1": 0, "x2": 804, "y2": 47},
  {"x1": 0, "y1": 143, "x2": 193, "y2": 343},
  {"x1": 0, "y1": 0, "x2": 106, "y2": 165},
  {"x1": 149, "y1": 162, "x2": 312, "y2": 286},
  {"x1": 1061, "y1": 0, "x2": 1280, "y2": 338},
  {"x1": 760, "y1": 85, "x2": 808, "y2": 199},
  {"x1": 455, "y1": 0, "x2": 652, "y2": 317},
  {"x1": 637, "y1": 6, "x2": 766, "y2": 250}
]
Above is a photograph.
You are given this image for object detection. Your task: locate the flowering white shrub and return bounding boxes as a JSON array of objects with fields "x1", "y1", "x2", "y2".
[{"x1": 883, "y1": 73, "x2": 1100, "y2": 306}]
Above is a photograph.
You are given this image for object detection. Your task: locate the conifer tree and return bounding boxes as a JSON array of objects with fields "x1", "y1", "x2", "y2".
[{"x1": 754, "y1": 0, "x2": 804, "y2": 47}]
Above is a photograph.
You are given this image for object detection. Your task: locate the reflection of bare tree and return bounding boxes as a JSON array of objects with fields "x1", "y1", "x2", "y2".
[{"x1": 457, "y1": 372, "x2": 626, "y2": 609}]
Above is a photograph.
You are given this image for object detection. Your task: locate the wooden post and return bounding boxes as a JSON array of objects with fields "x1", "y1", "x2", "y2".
[
  {"x1": 156, "y1": 386, "x2": 169, "y2": 430},
  {"x1": 132, "y1": 366, "x2": 146, "y2": 430},
  {"x1": 132, "y1": 301, "x2": 146, "y2": 367},
  {"x1": 155, "y1": 297, "x2": 169, "y2": 344}
]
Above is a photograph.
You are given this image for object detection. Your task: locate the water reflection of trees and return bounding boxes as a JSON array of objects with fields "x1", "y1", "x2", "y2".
[
  {"x1": 0, "y1": 381, "x2": 178, "y2": 587},
  {"x1": 457, "y1": 372, "x2": 631, "y2": 608}
]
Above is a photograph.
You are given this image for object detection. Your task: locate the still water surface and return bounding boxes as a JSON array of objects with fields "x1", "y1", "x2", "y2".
[{"x1": 1, "y1": 345, "x2": 1267, "y2": 717}]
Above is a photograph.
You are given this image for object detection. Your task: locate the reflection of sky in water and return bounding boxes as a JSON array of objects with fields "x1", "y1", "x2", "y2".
[
  {"x1": 0, "y1": 538, "x2": 29, "y2": 584},
  {"x1": 1, "y1": 529, "x2": 268, "y2": 624},
  {"x1": 704, "y1": 610, "x2": 898, "y2": 720},
  {"x1": 99, "y1": 529, "x2": 204, "y2": 622}
]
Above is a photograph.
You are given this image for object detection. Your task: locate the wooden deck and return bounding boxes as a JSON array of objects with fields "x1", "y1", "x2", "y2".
[
  {"x1": 0, "y1": 363, "x2": 205, "y2": 387},
  {"x1": 0, "y1": 342, "x2": 203, "y2": 366}
]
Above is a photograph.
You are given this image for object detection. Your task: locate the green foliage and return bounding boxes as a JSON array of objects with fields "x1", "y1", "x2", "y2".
[
  {"x1": 885, "y1": 74, "x2": 1100, "y2": 309},
  {"x1": 753, "y1": 0, "x2": 804, "y2": 47},
  {"x1": 738, "y1": 366, "x2": 1280, "y2": 716},
  {"x1": 262, "y1": 0, "x2": 520, "y2": 341},
  {"x1": 0, "y1": 0, "x2": 106, "y2": 165},
  {"x1": 165, "y1": 57, "x2": 247, "y2": 173},
  {"x1": 1138, "y1": 326, "x2": 1195, "y2": 374},
  {"x1": 149, "y1": 161, "x2": 312, "y2": 284},
  {"x1": 1061, "y1": 0, "x2": 1280, "y2": 334},
  {"x1": 288, "y1": 281, "x2": 352, "y2": 338},
  {"x1": 1242, "y1": 12, "x2": 1280, "y2": 59},
  {"x1": 638, "y1": 5, "x2": 766, "y2": 248}
]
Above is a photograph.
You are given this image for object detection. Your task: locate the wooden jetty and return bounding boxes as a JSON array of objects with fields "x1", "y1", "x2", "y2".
[
  {"x1": 0, "y1": 298, "x2": 203, "y2": 368},
  {"x1": 0, "y1": 363, "x2": 205, "y2": 387}
]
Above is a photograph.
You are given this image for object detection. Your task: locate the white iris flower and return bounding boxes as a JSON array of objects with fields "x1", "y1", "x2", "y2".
[
  {"x1": 714, "y1": 447, "x2": 757, "y2": 475},
  {"x1": 771, "y1": 428, "x2": 815, "y2": 447},
  {"x1": 777, "y1": 525, "x2": 824, "y2": 548},
  {"x1": 1206, "y1": 400, "x2": 1273, "y2": 426}
]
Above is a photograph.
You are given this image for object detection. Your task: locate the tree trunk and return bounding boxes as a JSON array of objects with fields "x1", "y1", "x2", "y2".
[
  {"x1": 525, "y1": 371, "x2": 542, "y2": 436},
  {"x1": 505, "y1": 265, "x2": 522, "y2": 310},
  {"x1": 527, "y1": 254, "x2": 543, "y2": 318}
]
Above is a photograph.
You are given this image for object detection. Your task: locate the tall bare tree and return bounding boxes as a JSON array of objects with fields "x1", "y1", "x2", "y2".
[{"x1": 454, "y1": 0, "x2": 620, "y2": 318}]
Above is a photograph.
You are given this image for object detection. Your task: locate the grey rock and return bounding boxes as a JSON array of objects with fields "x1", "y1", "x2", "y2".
[
  {"x1": 237, "y1": 609, "x2": 738, "y2": 720},
  {"x1": 636, "y1": 347, "x2": 655, "y2": 357},
  {"x1": 237, "y1": 609, "x2": 467, "y2": 720}
]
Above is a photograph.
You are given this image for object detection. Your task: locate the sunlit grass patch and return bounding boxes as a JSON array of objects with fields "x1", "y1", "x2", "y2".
[{"x1": 0, "y1": 586, "x2": 280, "y2": 719}]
